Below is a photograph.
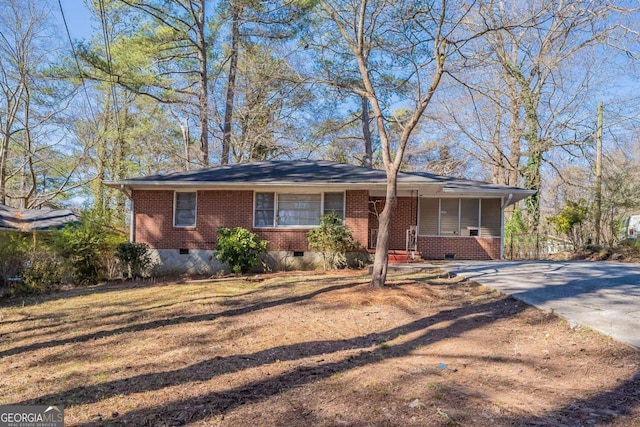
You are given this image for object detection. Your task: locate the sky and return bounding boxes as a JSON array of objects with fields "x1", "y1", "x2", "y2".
[
  {"x1": 50, "y1": 0, "x2": 640, "y2": 171},
  {"x1": 57, "y1": 0, "x2": 95, "y2": 41}
]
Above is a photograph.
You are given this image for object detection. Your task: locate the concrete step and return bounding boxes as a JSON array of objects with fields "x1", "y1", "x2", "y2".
[{"x1": 368, "y1": 249, "x2": 422, "y2": 264}]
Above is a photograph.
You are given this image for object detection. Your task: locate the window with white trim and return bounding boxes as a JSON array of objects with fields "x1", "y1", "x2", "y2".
[
  {"x1": 255, "y1": 192, "x2": 275, "y2": 227},
  {"x1": 174, "y1": 192, "x2": 197, "y2": 227},
  {"x1": 254, "y1": 192, "x2": 345, "y2": 228}
]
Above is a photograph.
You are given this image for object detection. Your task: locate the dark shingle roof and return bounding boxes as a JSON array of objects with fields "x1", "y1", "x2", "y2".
[
  {"x1": 0, "y1": 204, "x2": 79, "y2": 231},
  {"x1": 404, "y1": 170, "x2": 530, "y2": 192},
  {"x1": 106, "y1": 160, "x2": 535, "y2": 203},
  {"x1": 115, "y1": 160, "x2": 437, "y2": 185}
]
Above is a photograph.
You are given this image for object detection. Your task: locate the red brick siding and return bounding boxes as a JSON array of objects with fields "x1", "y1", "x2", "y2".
[
  {"x1": 368, "y1": 196, "x2": 417, "y2": 250},
  {"x1": 345, "y1": 190, "x2": 369, "y2": 249},
  {"x1": 417, "y1": 236, "x2": 501, "y2": 260},
  {"x1": 133, "y1": 190, "x2": 254, "y2": 250},
  {"x1": 133, "y1": 189, "x2": 371, "y2": 252},
  {"x1": 253, "y1": 229, "x2": 310, "y2": 251}
]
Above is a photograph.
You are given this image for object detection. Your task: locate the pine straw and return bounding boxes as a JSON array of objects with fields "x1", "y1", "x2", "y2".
[{"x1": 1, "y1": 269, "x2": 639, "y2": 427}]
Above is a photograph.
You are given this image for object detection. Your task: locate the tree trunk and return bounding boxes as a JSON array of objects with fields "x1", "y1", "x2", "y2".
[
  {"x1": 181, "y1": 117, "x2": 190, "y2": 170},
  {"x1": 196, "y1": 0, "x2": 209, "y2": 167},
  {"x1": 21, "y1": 87, "x2": 36, "y2": 208},
  {"x1": 506, "y1": 79, "x2": 521, "y2": 186},
  {"x1": 361, "y1": 96, "x2": 373, "y2": 168},
  {"x1": 0, "y1": 85, "x2": 23, "y2": 205},
  {"x1": 491, "y1": 102, "x2": 506, "y2": 185},
  {"x1": 93, "y1": 96, "x2": 111, "y2": 216},
  {"x1": 20, "y1": 151, "x2": 27, "y2": 209},
  {"x1": 221, "y1": 1, "x2": 240, "y2": 166},
  {"x1": 370, "y1": 174, "x2": 398, "y2": 288},
  {"x1": 524, "y1": 150, "x2": 542, "y2": 232},
  {"x1": 114, "y1": 108, "x2": 127, "y2": 226},
  {"x1": 0, "y1": 127, "x2": 9, "y2": 205},
  {"x1": 594, "y1": 101, "x2": 603, "y2": 246}
]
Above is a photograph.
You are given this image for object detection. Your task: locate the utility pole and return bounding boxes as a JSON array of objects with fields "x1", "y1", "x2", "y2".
[{"x1": 594, "y1": 101, "x2": 603, "y2": 246}]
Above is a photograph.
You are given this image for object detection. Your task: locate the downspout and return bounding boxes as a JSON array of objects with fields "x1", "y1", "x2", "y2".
[
  {"x1": 120, "y1": 184, "x2": 135, "y2": 242},
  {"x1": 414, "y1": 189, "x2": 418, "y2": 227},
  {"x1": 501, "y1": 193, "x2": 513, "y2": 209},
  {"x1": 500, "y1": 193, "x2": 513, "y2": 259},
  {"x1": 413, "y1": 189, "x2": 418, "y2": 259}
]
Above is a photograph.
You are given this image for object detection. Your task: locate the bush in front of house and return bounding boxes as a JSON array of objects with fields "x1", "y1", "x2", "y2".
[
  {"x1": 115, "y1": 242, "x2": 153, "y2": 278},
  {"x1": 53, "y1": 213, "x2": 125, "y2": 285},
  {"x1": 20, "y1": 250, "x2": 64, "y2": 294},
  {"x1": 307, "y1": 214, "x2": 357, "y2": 269},
  {"x1": 0, "y1": 233, "x2": 29, "y2": 288},
  {"x1": 0, "y1": 211, "x2": 128, "y2": 297},
  {"x1": 215, "y1": 227, "x2": 268, "y2": 274},
  {"x1": 0, "y1": 236, "x2": 64, "y2": 297}
]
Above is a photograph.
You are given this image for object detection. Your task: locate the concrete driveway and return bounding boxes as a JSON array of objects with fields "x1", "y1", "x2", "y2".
[{"x1": 440, "y1": 261, "x2": 640, "y2": 349}]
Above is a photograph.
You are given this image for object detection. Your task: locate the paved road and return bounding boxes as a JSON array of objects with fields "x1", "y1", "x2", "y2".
[{"x1": 440, "y1": 261, "x2": 640, "y2": 349}]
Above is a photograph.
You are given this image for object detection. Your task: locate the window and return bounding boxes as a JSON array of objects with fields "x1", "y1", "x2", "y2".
[
  {"x1": 418, "y1": 198, "x2": 501, "y2": 237},
  {"x1": 254, "y1": 192, "x2": 345, "y2": 228},
  {"x1": 255, "y1": 192, "x2": 275, "y2": 227},
  {"x1": 440, "y1": 199, "x2": 459, "y2": 235},
  {"x1": 278, "y1": 194, "x2": 321, "y2": 226},
  {"x1": 324, "y1": 192, "x2": 345, "y2": 218},
  {"x1": 418, "y1": 198, "x2": 439, "y2": 235},
  {"x1": 174, "y1": 192, "x2": 196, "y2": 227},
  {"x1": 481, "y1": 199, "x2": 501, "y2": 237},
  {"x1": 460, "y1": 199, "x2": 479, "y2": 236}
]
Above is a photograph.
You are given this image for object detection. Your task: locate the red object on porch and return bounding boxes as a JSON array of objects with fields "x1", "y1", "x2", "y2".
[{"x1": 367, "y1": 249, "x2": 419, "y2": 264}]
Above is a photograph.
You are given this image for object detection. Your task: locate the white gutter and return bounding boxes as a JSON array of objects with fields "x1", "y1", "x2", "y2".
[
  {"x1": 104, "y1": 181, "x2": 447, "y2": 194},
  {"x1": 502, "y1": 193, "x2": 513, "y2": 208},
  {"x1": 500, "y1": 196, "x2": 505, "y2": 259},
  {"x1": 104, "y1": 178, "x2": 440, "y2": 188},
  {"x1": 120, "y1": 184, "x2": 135, "y2": 243}
]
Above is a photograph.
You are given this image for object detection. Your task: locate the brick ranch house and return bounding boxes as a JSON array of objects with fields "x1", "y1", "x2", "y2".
[{"x1": 106, "y1": 160, "x2": 534, "y2": 274}]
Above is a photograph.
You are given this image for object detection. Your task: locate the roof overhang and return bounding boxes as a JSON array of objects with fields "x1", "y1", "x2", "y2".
[
  {"x1": 106, "y1": 180, "x2": 535, "y2": 205},
  {"x1": 105, "y1": 159, "x2": 536, "y2": 206},
  {"x1": 439, "y1": 188, "x2": 535, "y2": 205},
  {"x1": 105, "y1": 180, "x2": 447, "y2": 192}
]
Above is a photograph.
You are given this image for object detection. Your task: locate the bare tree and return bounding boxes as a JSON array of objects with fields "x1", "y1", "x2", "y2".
[
  {"x1": 317, "y1": 0, "x2": 458, "y2": 287},
  {"x1": 0, "y1": 0, "x2": 79, "y2": 208},
  {"x1": 442, "y1": 0, "x2": 629, "y2": 232}
]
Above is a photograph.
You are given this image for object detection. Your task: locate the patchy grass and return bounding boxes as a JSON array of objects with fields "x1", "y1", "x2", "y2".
[{"x1": 1, "y1": 269, "x2": 639, "y2": 426}]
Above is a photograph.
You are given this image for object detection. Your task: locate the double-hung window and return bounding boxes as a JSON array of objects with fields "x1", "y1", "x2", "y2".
[
  {"x1": 254, "y1": 192, "x2": 345, "y2": 228},
  {"x1": 254, "y1": 193, "x2": 276, "y2": 227},
  {"x1": 323, "y1": 192, "x2": 345, "y2": 217},
  {"x1": 174, "y1": 192, "x2": 197, "y2": 227}
]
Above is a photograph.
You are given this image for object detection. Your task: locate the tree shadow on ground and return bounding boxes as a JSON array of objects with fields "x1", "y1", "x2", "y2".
[
  {"x1": 516, "y1": 372, "x2": 640, "y2": 426},
  {"x1": 69, "y1": 292, "x2": 639, "y2": 427},
  {"x1": 0, "y1": 281, "x2": 363, "y2": 359},
  {"x1": 9, "y1": 272, "x2": 640, "y2": 426},
  {"x1": 17, "y1": 296, "x2": 516, "y2": 408},
  {"x1": 0, "y1": 278, "x2": 178, "y2": 309},
  {"x1": 0, "y1": 271, "x2": 324, "y2": 310},
  {"x1": 28, "y1": 296, "x2": 525, "y2": 426}
]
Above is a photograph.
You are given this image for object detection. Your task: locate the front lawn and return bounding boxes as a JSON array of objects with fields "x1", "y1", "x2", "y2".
[{"x1": 1, "y1": 269, "x2": 638, "y2": 426}]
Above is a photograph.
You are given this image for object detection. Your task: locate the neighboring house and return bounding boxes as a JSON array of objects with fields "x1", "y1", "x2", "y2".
[
  {"x1": 0, "y1": 204, "x2": 78, "y2": 233},
  {"x1": 622, "y1": 215, "x2": 640, "y2": 240},
  {"x1": 106, "y1": 160, "x2": 534, "y2": 274}
]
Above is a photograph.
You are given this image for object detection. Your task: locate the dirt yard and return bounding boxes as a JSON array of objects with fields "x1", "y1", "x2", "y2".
[{"x1": 1, "y1": 269, "x2": 639, "y2": 426}]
